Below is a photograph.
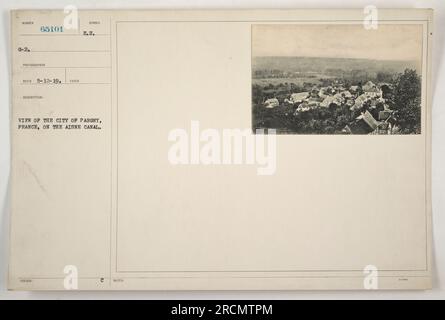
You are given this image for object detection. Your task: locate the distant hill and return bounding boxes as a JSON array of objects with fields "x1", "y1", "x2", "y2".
[{"x1": 252, "y1": 56, "x2": 419, "y2": 75}]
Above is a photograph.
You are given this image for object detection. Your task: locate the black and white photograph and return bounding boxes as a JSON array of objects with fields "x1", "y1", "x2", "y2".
[{"x1": 252, "y1": 24, "x2": 423, "y2": 134}]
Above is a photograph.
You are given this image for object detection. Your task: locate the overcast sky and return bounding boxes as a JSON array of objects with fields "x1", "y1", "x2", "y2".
[{"x1": 252, "y1": 24, "x2": 423, "y2": 62}]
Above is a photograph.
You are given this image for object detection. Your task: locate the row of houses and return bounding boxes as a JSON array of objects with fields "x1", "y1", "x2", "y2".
[
  {"x1": 342, "y1": 109, "x2": 401, "y2": 134},
  {"x1": 262, "y1": 81, "x2": 398, "y2": 134},
  {"x1": 264, "y1": 81, "x2": 387, "y2": 109}
]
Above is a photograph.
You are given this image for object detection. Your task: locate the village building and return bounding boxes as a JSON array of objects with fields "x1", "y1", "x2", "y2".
[
  {"x1": 341, "y1": 90, "x2": 353, "y2": 99},
  {"x1": 294, "y1": 101, "x2": 311, "y2": 113},
  {"x1": 360, "y1": 110, "x2": 379, "y2": 131},
  {"x1": 320, "y1": 96, "x2": 335, "y2": 108},
  {"x1": 345, "y1": 110, "x2": 380, "y2": 134},
  {"x1": 289, "y1": 92, "x2": 309, "y2": 104},
  {"x1": 362, "y1": 81, "x2": 382, "y2": 98},
  {"x1": 379, "y1": 110, "x2": 393, "y2": 121},
  {"x1": 318, "y1": 87, "x2": 329, "y2": 99},
  {"x1": 264, "y1": 98, "x2": 279, "y2": 108},
  {"x1": 307, "y1": 99, "x2": 320, "y2": 108},
  {"x1": 320, "y1": 95, "x2": 342, "y2": 108},
  {"x1": 333, "y1": 93, "x2": 346, "y2": 105},
  {"x1": 310, "y1": 86, "x2": 320, "y2": 98},
  {"x1": 326, "y1": 86, "x2": 336, "y2": 95},
  {"x1": 342, "y1": 125, "x2": 352, "y2": 134},
  {"x1": 351, "y1": 93, "x2": 369, "y2": 110},
  {"x1": 363, "y1": 81, "x2": 377, "y2": 92},
  {"x1": 378, "y1": 82, "x2": 393, "y2": 92},
  {"x1": 346, "y1": 99, "x2": 355, "y2": 107},
  {"x1": 349, "y1": 85, "x2": 359, "y2": 93}
]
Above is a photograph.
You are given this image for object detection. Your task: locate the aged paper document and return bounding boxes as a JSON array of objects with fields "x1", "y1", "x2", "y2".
[{"x1": 9, "y1": 9, "x2": 433, "y2": 290}]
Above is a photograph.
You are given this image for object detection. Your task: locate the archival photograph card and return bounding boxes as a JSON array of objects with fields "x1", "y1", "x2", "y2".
[{"x1": 9, "y1": 8, "x2": 433, "y2": 290}]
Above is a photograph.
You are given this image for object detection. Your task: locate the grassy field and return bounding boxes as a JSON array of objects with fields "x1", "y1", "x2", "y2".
[{"x1": 252, "y1": 76, "x2": 326, "y2": 87}]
